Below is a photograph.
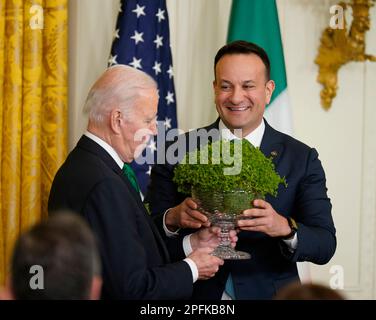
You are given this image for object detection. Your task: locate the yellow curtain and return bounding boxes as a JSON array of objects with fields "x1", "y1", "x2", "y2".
[{"x1": 0, "y1": 0, "x2": 67, "y2": 285}]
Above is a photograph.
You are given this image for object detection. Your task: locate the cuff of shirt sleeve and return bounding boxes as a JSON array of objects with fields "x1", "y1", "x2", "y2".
[
  {"x1": 282, "y1": 232, "x2": 298, "y2": 252},
  {"x1": 163, "y1": 209, "x2": 181, "y2": 237},
  {"x1": 184, "y1": 258, "x2": 198, "y2": 283},
  {"x1": 183, "y1": 234, "x2": 193, "y2": 257}
]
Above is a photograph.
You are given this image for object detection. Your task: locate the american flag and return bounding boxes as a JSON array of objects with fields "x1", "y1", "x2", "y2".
[{"x1": 109, "y1": 0, "x2": 178, "y2": 195}]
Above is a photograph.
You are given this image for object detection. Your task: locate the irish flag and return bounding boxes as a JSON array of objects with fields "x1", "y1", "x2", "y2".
[{"x1": 227, "y1": 0, "x2": 293, "y2": 136}]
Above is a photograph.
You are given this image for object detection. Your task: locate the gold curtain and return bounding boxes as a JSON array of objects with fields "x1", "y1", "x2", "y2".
[{"x1": 0, "y1": 0, "x2": 67, "y2": 285}]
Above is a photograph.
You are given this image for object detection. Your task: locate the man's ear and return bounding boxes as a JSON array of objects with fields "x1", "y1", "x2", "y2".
[
  {"x1": 89, "y1": 276, "x2": 102, "y2": 300},
  {"x1": 265, "y1": 80, "x2": 275, "y2": 105},
  {"x1": 110, "y1": 109, "x2": 122, "y2": 134}
]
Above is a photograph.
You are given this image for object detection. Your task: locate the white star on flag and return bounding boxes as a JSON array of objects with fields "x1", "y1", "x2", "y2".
[
  {"x1": 132, "y1": 4, "x2": 146, "y2": 18},
  {"x1": 156, "y1": 8, "x2": 165, "y2": 22},
  {"x1": 152, "y1": 61, "x2": 162, "y2": 75},
  {"x1": 129, "y1": 57, "x2": 142, "y2": 69},
  {"x1": 109, "y1": 0, "x2": 178, "y2": 194},
  {"x1": 154, "y1": 35, "x2": 163, "y2": 48},
  {"x1": 147, "y1": 139, "x2": 157, "y2": 153},
  {"x1": 131, "y1": 30, "x2": 144, "y2": 44},
  {"x1": 165, "y1": 91, "x2": 174, "y2": 105},
  {"x1": 108, "y1": 54, "x2": 118, "y2": 66},
  {"x1": 167, "y1": 65, "x2": 174, "y2": 79},
  {"x1": 164, "y1": 117, "x2": 172, "y2": 129},
  {"x1": 113, "y1": 29, "x2": 120, "y2": 39}
]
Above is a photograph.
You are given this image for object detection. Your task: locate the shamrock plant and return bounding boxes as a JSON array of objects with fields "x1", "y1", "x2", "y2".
[{"x1": 173, "y1": 139, "x2": 287, "y2": 198}]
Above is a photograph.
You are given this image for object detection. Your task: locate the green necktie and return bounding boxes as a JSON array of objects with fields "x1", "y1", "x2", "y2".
[{"x1": 122, "y1": 163, "x2": 140, "y2": 193}]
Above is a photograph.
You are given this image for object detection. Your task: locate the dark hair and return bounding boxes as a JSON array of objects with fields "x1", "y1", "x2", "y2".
[
  {"x1": 274, "y1": 282, "x2": 345, "y2": 300},
  {"x1": 214, "y1": 40, "x2": 271, "y2": 81},
  {"x1": 11, "y1": 212, "x2": 101, "y2": 300}
]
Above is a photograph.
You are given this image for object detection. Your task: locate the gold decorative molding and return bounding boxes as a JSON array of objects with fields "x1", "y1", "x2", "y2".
[{"x1": 315, "y1": 0, "x2": 376, "y2": 110}]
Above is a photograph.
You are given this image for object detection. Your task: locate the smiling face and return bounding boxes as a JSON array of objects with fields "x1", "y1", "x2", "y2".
[{"x1": 213, "y1": 54, "x2": 275, "y2": 137}]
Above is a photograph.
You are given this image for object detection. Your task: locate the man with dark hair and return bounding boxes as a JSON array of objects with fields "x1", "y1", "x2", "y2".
[
  {"x1": 214, "y1": 40, "x2": 271, "y2": 81},
  {"x1": 0, "y1": 212, "x2": 102, "y2": 300},
  {"x1": 146, "y1": 40, "x2": 336, "y2": 299}
]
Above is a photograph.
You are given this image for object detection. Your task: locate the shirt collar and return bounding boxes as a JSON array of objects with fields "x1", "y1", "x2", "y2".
[
  {"x1": 218, "y1": 118, "x2": 265, "y2": 148},
  {"x1": 84, "y1": 131, "x2": 124, "y2": 169}
]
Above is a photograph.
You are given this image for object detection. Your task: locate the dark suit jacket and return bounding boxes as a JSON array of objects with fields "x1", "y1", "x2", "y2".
[
  {"x1": 48, "y1": 135, "x2": 193, "y2": 299},
  {"x1": 146, "y1": 119, "x2": 336, "y2": 299}
]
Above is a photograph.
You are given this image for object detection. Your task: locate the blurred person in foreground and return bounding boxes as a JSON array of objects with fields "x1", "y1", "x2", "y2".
[
  {"x1": 0, "y1": 212, "x2": 102, "y2": 300},
  {"x1": 275, "y1": 282, "x2": 345, "y2": 300}
]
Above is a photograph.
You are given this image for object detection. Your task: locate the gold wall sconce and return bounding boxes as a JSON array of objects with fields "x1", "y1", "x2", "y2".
[{"x1": 315, "y1": 0, "x2": 376, "y2": 110}]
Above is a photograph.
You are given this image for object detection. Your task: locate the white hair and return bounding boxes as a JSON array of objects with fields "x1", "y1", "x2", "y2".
[{"x1": 83, "y1": 65, "x2": 157, "y2": 125}]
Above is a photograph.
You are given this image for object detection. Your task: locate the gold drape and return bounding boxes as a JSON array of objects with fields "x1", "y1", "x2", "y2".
[{"x1": 0, "y1": 0, "x2": 67, "y2": 285}]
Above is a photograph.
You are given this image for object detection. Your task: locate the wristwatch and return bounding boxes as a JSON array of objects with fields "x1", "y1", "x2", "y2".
[{"x1": 282, "y1": 217, "x2": 298, "y2": 240}]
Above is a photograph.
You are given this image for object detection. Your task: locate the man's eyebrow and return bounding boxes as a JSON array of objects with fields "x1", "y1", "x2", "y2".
[
  {"x1": 243, "y1": 80, "x2": 256, "y2": 84},
  {"x1": 219, "y1": 79, "x2": 255, "y2": 83}
]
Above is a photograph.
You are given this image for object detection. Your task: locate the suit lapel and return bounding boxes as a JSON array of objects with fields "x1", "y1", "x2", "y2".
[
  {"x1": 123, "y1": 177, "x2": 171, "y2": 262},
  {"x1": 117, "y1": 169, "x2": 171, "y2": 262},
  {"x1": 259, "y1": 120, "x2": 284, "y2": 167},
  {"x1": 77, "y1": 135, "x2": 170, "y2": 262}
]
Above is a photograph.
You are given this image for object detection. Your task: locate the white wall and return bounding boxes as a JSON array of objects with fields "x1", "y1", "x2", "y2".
[
  {"x1": 278, "y1": 0, "x2": 376, "y2": 299},
  {"x1": 68, "y1": 0, "x2": 119, "y2": 147},
  {"x1": 166, "y1": 0, "x2": 232, "y2": 131},
  {"x1": 69, "y1": 0, "x2": 376, "y2": 299}
]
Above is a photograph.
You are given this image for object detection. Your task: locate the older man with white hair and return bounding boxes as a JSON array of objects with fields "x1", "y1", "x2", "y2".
[{"x1": 48, "y1": 65, "x2": 228, "y2": 299}]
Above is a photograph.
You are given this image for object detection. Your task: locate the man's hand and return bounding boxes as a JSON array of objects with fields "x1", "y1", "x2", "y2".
[
  {"x1": 188, "y1": 247, "x2": 224, "y2": 280},
  {"x1": 237, "y1": 199, "x2": 291, "y2": 237},
  {"x1": 165, "y1": 198, "x2": 210, "y2": 231},
  {"x1": 190, "y1": 227, "x2": 238, "y2": 250}
]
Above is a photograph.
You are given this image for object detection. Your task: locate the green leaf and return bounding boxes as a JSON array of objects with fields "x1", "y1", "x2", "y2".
[{"x1": 173, "y1": 139, "x2": 287, "y2": 197}]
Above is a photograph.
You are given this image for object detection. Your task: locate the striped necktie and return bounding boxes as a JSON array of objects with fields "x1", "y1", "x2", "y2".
[{"x1": 122, "y1": 163, "x2": 140, "y2": 193}]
